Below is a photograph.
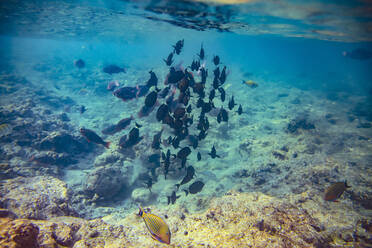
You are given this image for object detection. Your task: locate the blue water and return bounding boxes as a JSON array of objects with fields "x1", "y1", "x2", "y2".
[{"x1": 0, "y1": 0, "x2": 371, "y2": 226}]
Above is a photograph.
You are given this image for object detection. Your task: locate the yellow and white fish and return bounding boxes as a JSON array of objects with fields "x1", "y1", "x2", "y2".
[{"x1": 138, "y1": 207, "x2": 171, "y2": 245}]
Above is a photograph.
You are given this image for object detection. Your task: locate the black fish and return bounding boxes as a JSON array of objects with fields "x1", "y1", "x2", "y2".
[
  {"x1": 102, "y1": 124, "x2": 118, "y2": 135},
  {"x1": 213, "y1": 55, "x2": 220, "y2": 66},
  {"x1": 220, "y1": 66, "x2": 226, "y2": 84},
  {"x1": 228, "y1": 96, "x2": 236, "y2": 110},
  {"x1": 173, "y1": 39, "x2": 184, "y2": 55},
  {"x1": 156, "y1": 104, "x2": 169, "y2": 122},
  {"x1": 115, "y1": 116, "x2": 134, "y2": 132},
  {"x1": 209, "y1": 89, "x2": 215, "y2": 101},
  {"x1": 218, "y1": 107, "x2": 228, "y2": 122},
  {"x1": 74, "y1": 59, "x2": 85, "y2": 68},
  {"x1": 198, "y1": 129, "x2": 207, "y2": 140},
  {"x1": 145, "y1": 91, "x2": 158, "y2": 108},
  {"x1": 80, "y1": 128, "x2": 110, "y2": 148},
  {"x1": 197, "y1": 152, "x2": 201, "y2": 161},
  {"x1": 186, "y1": 105, "x2": 192, "y2": 114},
  {"x1": 80, "y1": 105, "x2": 86, "y2": 114},
  {"x1": 177, "y1": 147, "x2": 191, "y2": 160},
  {"x1": 119, "y1": 127, "x2": 142, "y2": 148},
  {"x1": 159, "y1": 86, "x2": 170, "y2": 98},
  {"x1": 167, "y1": 191, "x2": 180, "y2": 205},
  {"x1": 237, "y1": 104, "x2": 243, "y2": 115},
  {"x1": 172, "y1": 136, "x2": 180, "y2": 149},
  {"x1": 164, "y1": 52, "x2": 174, "y2": 66},
  {"x1": 184, "y1": 181, "x2": 204, "y2": 195},
  {"x1": 213, "y1": 77, "x2": 220, "y2": 89},
  {"x1": 167, "y1": 67, "x2": 185, "y2": 85},
  {"x1": 218, "y1": 87, "x2": 225, "y2": 102},
  {"x1": 200, "y1": 67, "x2": 208, "y2": 84},
  {"x1": 103, "y1": 64, "x2": 126, "y2": 74},
  {"x1": 152, "y1": 129, "x2": 163, "y2": 150},
  {"x1": 198, "y1": 44, "x2": 205, "y2": 60},
  {"x1": 208, "y1": 145, "x2": 220, "y2": 159},
  {"x1": 176, "y1": 166, "x2": 195, "y2": 189},
  {"x1": 213, "y1": 67, "x2": 220, "y2": 79},
  {"x1": 162, "y1": 149, "x2": 171, "y2": 179},
  {"x1": 174, "y1": 107, "x2": 186, "y2": 119},
  {"x1": 146, "y1": 70, "x2": 158, "y2": 87}
]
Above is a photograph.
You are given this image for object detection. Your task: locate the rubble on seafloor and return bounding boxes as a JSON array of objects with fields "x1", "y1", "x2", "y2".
[{"x1": 1, "y1": 191, "x2": 371, "y2": 248}]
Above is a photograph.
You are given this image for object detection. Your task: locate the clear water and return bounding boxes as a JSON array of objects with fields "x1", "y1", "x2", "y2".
[{"x1": 0, "y1": 0, "x2": 371, "y2": 224}]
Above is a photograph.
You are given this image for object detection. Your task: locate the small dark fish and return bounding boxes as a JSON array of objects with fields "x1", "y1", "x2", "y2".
[
  {"x1": 119, "y1": 127, "x2": 142, "y2": 148},
  {"x1": 209, "y1": 89, "x2": 215, "y2": 101},
  {"x1": 74, "y1": 59, "x2": 85, "y2": 68},
  {"x1": 80, "y1": 128, "x2": 110, "y2": 148},
  {"x1": 213, "y1": 77, "x2": 220, "y2": 89},
  {"x1": 102, "y1": 124, "x2": 117, "y2": 135},
  {"x1": 80, "y1": 105, "x2": 86, "y2": 114},
  {"x1": 159, "y1": 86, "x2": 170, "y2": 98},
  {"x1": 162, "y1": 149, "x2": 171, "y2": 179},
  {"x1": 237, "y1": 104, "x2": 243, "y2": 115},
  {"x1": 174, "y1": 107, "x2": 186, "y2": 119},
  {"x1": 197, "y1": 152, "x2": 201, "y2": 161},
  {"x1": 113, "y1": 86, "x2": 138, "y2": 102},
  {"x1": 213, "y1": 67, "x2": 220, "y2": 79},
  {"x1": 176, "y1": 166, "x2": 195, "y2": 189},
  {"x1": 164, "y1": 52, "x2": 174, "y2": 66},
  {"x1": 324, "y1": 181, "x2": 351, "y2": 201},
  {"x1": 198, "y1": 44, "x2": 205, "y2": 60},
  {"x1": 186, "y1": 105, "x2": 192, "y2": 114},
  {"x1": 172, "y1": 136, "x2": 180, "y2": 149},
  {"x1": 145, "y1": 91, "x2": 158, "y2": 108},
  {"x1": 218, "y1": 87, "x2": 225, "y2": 102},
  {"x1": 219, "y1": 107, "x2": 228, "y2": 122},
  {"x1": 198, "y1": 129, "x2": 207, "y2": 140},
  {"x1": 220, "y1": 66, "x2": 226, "y2": 84},
  {"x1": 173, "y1": 39, "x2": 184, "y2": 55},
  {"x1": 103, "y1": 64, "x2": 126, "y2": 74},
  {"x1": 167, "y1": 191, "x2": 180, "y2": 205},
  {"x1": 343, "y1": 48, "x2": 372, "y2": 60},
  {"x1": 177, "y1": 147, "x2": 191, "y2": 160},
  {"x1": 184, "y1": 181, "x2": 204, "y2": 195},
  {"x1": 213, "y1": 55, "x2": 220, "y2": 66},
  {"x1": 228, "y1": 96, "x2": 236, "y2": 110},
  {"x1": 208, "y1": 145, "x2": 220, "y2": 159},
  {"x1": 152, "y1": 129, "x2": 163, "y2": 150},
  {"x1": 115, "y1": 116, "x2": 133, "y2": 132},
  {"x1": 146, "y1": 70, "x2": 158, "y2": 87},
  {"x1": 156, "y1": 104, "x2": 169, "y2": 122}
]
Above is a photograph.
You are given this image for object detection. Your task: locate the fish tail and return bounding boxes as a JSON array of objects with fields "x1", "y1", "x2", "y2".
[
  {"x1": 104, "y1": 141, "x2": 111, "y2": 148},
  {"x1": 175, "y1": 184, "x2": 180, "y2": 190},
  {"x1": 183, "y1": 190, "x2": 189, "y2": 196}
]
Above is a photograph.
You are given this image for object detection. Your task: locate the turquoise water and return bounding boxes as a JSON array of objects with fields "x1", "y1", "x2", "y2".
[{"x1": 0, "y1": 0, "x2": 371, "y2": 224}]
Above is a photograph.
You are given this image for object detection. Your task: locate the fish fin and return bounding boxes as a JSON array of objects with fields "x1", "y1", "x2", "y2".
[
  {"x1": 138, "y1": 206, "x2": 144, "y2": 217},
  {"x1": 216, "y1": 155, "x2": 221, "y2": 158},
  {"x1": 183, "y1": 190, "x2": 189, "y2": 196},
  {"x1": 104, "y1": 142, "x2": 110, "y2": 148},
  {"x1": 176, "y1": 195, "x2": 180, "y2": 199},
  {"x1": 175, "y1": 184, "x2": 180, "y2": 190}
]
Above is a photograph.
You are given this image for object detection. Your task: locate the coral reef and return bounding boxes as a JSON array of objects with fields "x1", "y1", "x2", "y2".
[{"x1": 0, "y1": 176, "x2": 76, "y2": 219}]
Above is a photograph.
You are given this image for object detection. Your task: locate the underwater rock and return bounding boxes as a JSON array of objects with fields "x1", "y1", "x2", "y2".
[
  {"x1": 0, "y1": 176, "x2": 76, "y2": 219},
  {"x1": 0, "y1": 219, "x2": 39, "y2": 248},
  {"x1": 131, "y1": 187, "x2": 152, "y2": 204},
  {"x1": 287, "y1": 117, "x2": 315, "y2": 134},
  {"x1": 38, "y1": 131, "x2": 89, "y2": 155},
  {"x1": 84, "y1": 165, "x2": 129, "y2": 200},
  {"x1": 30, "y1": 151, "x2": 78, "y2": 167}
]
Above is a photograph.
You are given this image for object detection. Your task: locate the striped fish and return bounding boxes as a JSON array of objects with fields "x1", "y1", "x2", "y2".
[
  {"x1": 138, "y1": 207, "x2": 171, "y2": 244},
  {"x1": 0, "y1": 124, "x2": 11, "y2": 137}
]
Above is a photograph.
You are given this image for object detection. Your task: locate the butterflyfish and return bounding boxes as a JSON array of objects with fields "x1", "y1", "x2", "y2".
[{"x1": 138, "y1": 207, "x2": 171, "y2": 244}]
